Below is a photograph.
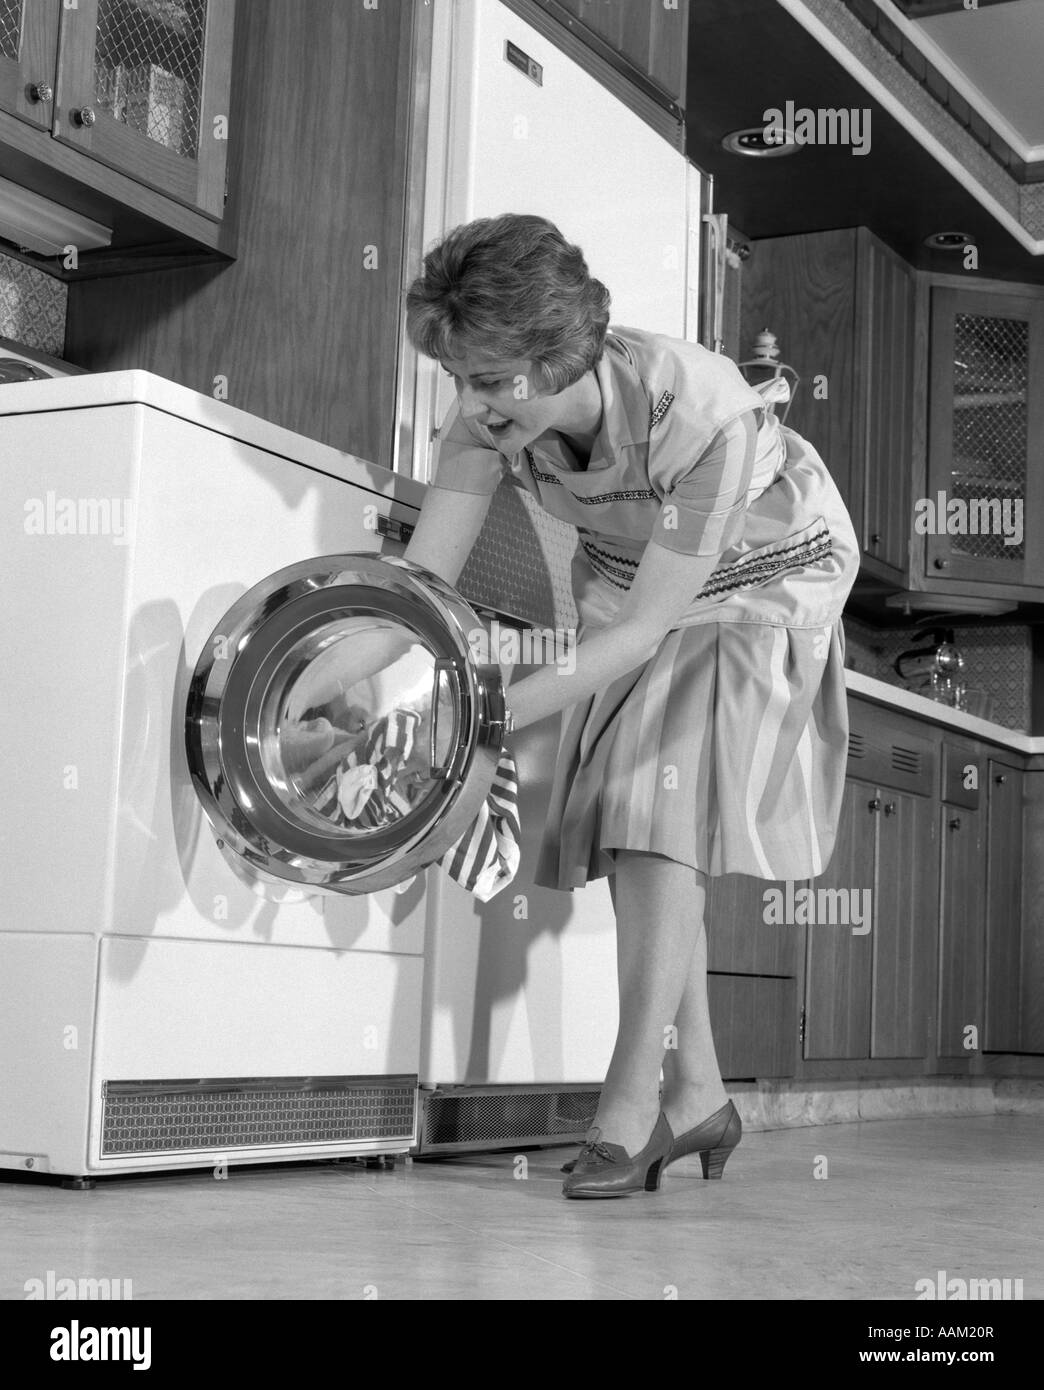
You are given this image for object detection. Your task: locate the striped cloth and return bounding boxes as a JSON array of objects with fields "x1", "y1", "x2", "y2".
[
  {"x1": 308, "y1": 710, "x2": 520, "y2": 901},
  {"x1": 439, "y1": 748, "x2": 520, "y2": 901}
]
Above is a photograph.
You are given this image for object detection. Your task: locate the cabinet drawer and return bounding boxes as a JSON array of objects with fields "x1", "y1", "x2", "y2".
[
  {"x1": 846, "y1": 701, "x2": 936, "y2": 795},
  {"x1": 942, "y1": 740, "x2": 983, "y2": 808}
]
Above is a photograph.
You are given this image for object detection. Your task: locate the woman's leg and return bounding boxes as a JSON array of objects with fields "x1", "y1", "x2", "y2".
[
  {"x1": 659, "y1": 922, "x2": 729, "y2": 1132},
  {"x1": 595, "y1": 849, "x2": 710, "y2": 1155}
]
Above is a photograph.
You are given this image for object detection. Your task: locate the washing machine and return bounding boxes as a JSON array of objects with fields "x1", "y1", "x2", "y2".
[{"x1": 0, "y1": 370, "x2": 516, "y2": 1184}]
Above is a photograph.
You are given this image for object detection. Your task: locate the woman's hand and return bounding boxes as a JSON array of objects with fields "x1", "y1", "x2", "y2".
[{"x1": 505, "y1": 542, "x2": 721, "y2": 730}]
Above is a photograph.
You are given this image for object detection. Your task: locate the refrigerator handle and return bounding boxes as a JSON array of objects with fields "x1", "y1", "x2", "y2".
[{"x1": 702, "y1": 210, "x2": 729, "y2": 355}]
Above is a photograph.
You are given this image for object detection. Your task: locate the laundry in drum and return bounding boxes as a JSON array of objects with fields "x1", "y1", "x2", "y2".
[{"x1": 273, "y1": 617, "x2": 455, "y2": 831}]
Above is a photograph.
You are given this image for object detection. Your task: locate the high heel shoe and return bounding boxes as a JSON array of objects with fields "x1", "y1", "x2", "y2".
[
  {"x1": 561, "y1": 1100, "x2": 742, "y2": 1177},
  {"x1": 561, "y1": 1113, "x2": 674, "y2": 1199},
  {"x1": 666, "y1": 1099, "x2": 742, "y2": 1179}
]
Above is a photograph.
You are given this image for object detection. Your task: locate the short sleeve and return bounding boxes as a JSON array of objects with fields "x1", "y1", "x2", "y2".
[
  {"x1": 431, "y1": 397, "x2": 505, "y2": 496},
  {"x1": 650, "y1": 410, "x2": 759, "y2": 557}
]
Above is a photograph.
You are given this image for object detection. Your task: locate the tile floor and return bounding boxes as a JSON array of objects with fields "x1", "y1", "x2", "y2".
[{"x1": 3, "y1": 1114, "x2": 1042, "y2": 1301}]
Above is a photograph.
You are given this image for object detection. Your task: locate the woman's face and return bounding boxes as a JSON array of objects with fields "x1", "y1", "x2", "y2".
[{"x1": 439, "y1": 349, "x2": 579, "y2": 453}]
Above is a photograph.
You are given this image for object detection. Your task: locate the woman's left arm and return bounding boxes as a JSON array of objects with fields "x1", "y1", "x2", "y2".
[{"x1": 507, "y1": 409, "x2": 760, "y2": 730}]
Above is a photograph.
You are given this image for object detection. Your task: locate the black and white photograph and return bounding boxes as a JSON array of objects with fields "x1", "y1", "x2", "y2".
[{"x1": 1, "y1": 0, "x2": 1042, "y2": 1342}]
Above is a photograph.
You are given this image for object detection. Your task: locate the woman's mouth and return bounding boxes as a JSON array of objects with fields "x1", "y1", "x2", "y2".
[{"x1": 486, "y1": 420, "x2": 511, "y2": 438}]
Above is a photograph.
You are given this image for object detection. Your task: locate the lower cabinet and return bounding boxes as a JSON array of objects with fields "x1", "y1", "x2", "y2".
[
  {"x1": 706, "y1": 873, "x2": 797, "y2": 1078},
  {"x1": 803, "y1": 778, "x2": 876, "y2": 1060},
  {"x1": 936, "y1": 804, "x2": 986, "y2": 1059},
  {"x1": 702, "y1": 696, "x2": 1032, "y2": 1079},
  {"x1": 803, "y1": 776, "x2": 936, "y2": 1061}
]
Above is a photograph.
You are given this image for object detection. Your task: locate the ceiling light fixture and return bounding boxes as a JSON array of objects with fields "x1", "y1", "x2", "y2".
[
  {"x1": 721, "y1": 126, "x2": 800, "y2": 157},
  {"x1": 0, "y1": 176, "x2": 113, "y2": 259},
  {"x1": 924, "y1": 230, "x2": 976, "y2": 250}
]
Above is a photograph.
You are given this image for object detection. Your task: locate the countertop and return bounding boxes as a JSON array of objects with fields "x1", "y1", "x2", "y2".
[{"x1": 844, "y1": 669, "x2": 1041, "y2": 754}]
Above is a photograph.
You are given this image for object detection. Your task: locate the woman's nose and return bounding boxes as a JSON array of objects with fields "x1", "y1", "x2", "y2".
[{"x1": 458, "y1": 383, "x2": 488, "y2": 420}]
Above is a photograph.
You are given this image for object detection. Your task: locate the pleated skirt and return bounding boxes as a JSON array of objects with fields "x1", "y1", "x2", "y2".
[{"x1": 533, "y1": 618, "x2": 851, "y2": 891}]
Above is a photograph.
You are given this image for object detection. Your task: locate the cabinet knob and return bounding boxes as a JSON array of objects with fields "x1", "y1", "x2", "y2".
[
  {"x1": 934, "y1": 558, "x2": 949, "y2": 570},
  {"x1": 884, "y1": 802, "x2": 896, "y2": 816},
  {"x1": 72, "y1": 106, "x2": 96, "y2": 128},
  {"x1": 948, "y1": 816, "x2": 961, "y2": 830},
  {"x1": 994, "y1": 774, "x2": 1007, "y2": 785},
  {"x1": 868, "y1": 797, "x2": 881, "y2": 812},
  {"x1": 28, "y1": 82, "x2": 53, "y2": 104},
  {"x1": 870, "y1": 533, "x2": 881, "y2": 546}
]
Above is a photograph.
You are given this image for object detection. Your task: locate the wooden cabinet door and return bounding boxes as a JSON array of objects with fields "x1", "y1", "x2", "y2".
[
  {"x1": 0, "y1": 0, "x2": 58, "y2": 128},
  {"x1": 937, "y1": 803, "x2": 986, "y2": 1058},
  {"x1": 1020, "y1": 771, "x2": 1044, "y2": 1053},
  {"x1": 871, "y1": 789, "x2": 935, "y2": 1058},
  {"x1": 52, "y1": 0, "x2": 235, "y2": 216},
  {"x1": 803, "y1": 777, "x2": 877, "y2": 1060},
  {"x1": 984, "y1": 759, "x2": 1025, "y2": 1052},
  {"x1": 709, "y1": 976, "x2": 796, "y2": 1080},
  {"x1": 926, "y1": 287, "x2": 1044, "y2": 590},
  {"x1": 859, "y1": 229, "x2": 916, "y2": 582},
  {"x1": 706, "y1": 873, "x2": 798, "y2": 976}
]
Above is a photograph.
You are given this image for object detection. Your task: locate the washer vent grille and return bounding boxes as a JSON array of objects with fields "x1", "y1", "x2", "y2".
[
  {"x1": 417, "y1": 1085, "x2": 600, "y2": 1153},
  {"x1": 101, "y1": 1076, "x2": 416, "y2": 1155}
]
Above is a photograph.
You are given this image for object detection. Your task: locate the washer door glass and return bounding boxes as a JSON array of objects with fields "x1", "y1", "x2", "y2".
[{"x1": 186, "y1": 554, "x2": 508, "y2": 895}]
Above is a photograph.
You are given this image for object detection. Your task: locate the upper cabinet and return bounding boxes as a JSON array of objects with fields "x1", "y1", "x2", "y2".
[
  {"x1": 0, "y1": 0, "x2": 236, "y2": 275},
  {"x1": 0, "y1": 0, "x2": 59, "y2": 131},
  {"x1": 924, "y1": 285, "x2": 1044, "y2": 593},
  {"x1": 1, "y1": 0, "x2": 234, "y2": 216},
  {"x1": 740, "y1": 226, "x2": 917, "y2": 588}
]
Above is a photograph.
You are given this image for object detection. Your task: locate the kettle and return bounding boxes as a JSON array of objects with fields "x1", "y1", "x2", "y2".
[{"x1": 894, "y1": 627, "x2": 966, "y2": 699}]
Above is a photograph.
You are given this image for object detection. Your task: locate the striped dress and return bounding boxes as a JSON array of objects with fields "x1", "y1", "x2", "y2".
[{"x1": 431, "y1": 326, "x2": 860, "y2": 890}]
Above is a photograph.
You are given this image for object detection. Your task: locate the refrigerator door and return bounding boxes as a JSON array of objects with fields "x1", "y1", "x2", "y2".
[
  {"x1": 186, "y1": 553, "x2": 508, "y2": 896},
  {"x1": 404, "y1": 0, "x2": 697, "y2": 483}
]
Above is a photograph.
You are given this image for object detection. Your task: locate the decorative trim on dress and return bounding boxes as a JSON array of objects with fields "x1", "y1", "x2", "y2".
[
  {"x1": 650, "y1": 389, "x2": 675, "y2": 429},
  {"x1": 529, "y1": 460, "x2": 657, "y2": 504},
  {"x1": 580, "y1": 528, "x2": 835, "y2": 598}
]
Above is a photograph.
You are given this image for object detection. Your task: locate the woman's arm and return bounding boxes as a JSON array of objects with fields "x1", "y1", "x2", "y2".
[
  {"x1": 507, "y1": 410, "x2": 761, "y2": 731},
  {"x1": 402, "y1": 484, "x2": 495, "y2": 588},
  {"x1": 505, "y1": 542, "x2": 720, "y2": 730}
]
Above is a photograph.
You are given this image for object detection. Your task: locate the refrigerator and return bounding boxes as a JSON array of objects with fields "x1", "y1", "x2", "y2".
[{"x1": 402, "y1": 0, "x2": 707, "y2": 1153}]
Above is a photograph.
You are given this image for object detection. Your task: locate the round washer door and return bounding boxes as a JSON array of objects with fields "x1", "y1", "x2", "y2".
[{"x1": 185, "y1": 553, "x2": 509, "y2": 896}]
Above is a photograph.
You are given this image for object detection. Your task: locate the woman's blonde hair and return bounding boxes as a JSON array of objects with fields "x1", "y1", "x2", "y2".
[{"x1": 405, "y1": 214, "x2": 611, "y2": 393}]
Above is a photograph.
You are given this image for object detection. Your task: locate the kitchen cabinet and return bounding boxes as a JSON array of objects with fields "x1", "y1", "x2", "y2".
[
  {"x1": 0, "y1": 0, "x2": 236, "y2": 273},
  {"x1": 983, "y1": 757, "x2": 1025, "y2": 1052},
  {"x1": 740, "y1": 227, "x2": 916, "y2": 587},
  {"x1": 706, "y1": 873, "x2": 797, "y2": 1079},
  {"x1": 534, "y1": 0, "x2": 688, "y2": 111},
  {"x1": 803, "y1": 700, "x2": 938, "y2": 1064},
  {"x1": 0, "y1": 0, "x2": 59, "y2": 130},
  {"x1": 924, "y1": 285, "x2": 1044, "y2": 594},
  {"x1": 935, "y1": 739, "x2": 987, "y2": 1064},
  {"x1": 1, "y1": 0, "x2": 235, "y2": 216}
]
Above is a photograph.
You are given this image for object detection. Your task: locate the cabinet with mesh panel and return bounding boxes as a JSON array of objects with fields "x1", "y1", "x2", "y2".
[
  {"x1": 926, "y1": 287, "x2": 1044, "y2": 592},
  {"x1": 0, "y1": 0, "x2": 234, "y2": 220}
]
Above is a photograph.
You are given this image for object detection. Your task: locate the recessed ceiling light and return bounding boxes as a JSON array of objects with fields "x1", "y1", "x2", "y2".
[
  {"x1": 721, "y1": 126, "x2": 800, "y2": 158},
  {"x1": 924, "y1": 230, "x2": 976, "y2": 250}
]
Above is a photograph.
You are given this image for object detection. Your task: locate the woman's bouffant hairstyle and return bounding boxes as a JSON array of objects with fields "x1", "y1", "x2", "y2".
[{"x1": 405, "y1": 214, "x2": 611, "y2": 393}]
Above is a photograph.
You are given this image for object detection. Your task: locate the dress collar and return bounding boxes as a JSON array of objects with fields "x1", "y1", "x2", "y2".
[{"x1": 525, "y1": 332, "x2": 649, "y2": 472}]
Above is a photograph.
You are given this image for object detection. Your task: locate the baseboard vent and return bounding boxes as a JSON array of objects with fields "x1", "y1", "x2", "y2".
[
  {"x1": 101, "y1": 1075, "x2": 416, "y2": 1155},
  {"x1": 415, "y1": 1084, "x2": 601, "y2": 1154}
]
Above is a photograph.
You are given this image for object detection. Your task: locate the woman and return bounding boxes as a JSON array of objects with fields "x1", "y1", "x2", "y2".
[{"x1": 402, "y1": 214, "x2": 858, "y2": 1199}]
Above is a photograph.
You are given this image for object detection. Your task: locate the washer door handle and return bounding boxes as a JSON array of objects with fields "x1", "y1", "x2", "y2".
[{"x1": 430, "y1": 656, "x2": 464, "y2": 779}]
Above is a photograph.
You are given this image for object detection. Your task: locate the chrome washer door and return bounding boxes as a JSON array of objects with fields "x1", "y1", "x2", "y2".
[{"x1": 186, "y1": 554, "x2": 508, "y2": 895}]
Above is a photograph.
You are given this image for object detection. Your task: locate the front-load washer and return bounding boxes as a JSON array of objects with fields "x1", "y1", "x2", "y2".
[{"x1": 0, "y1": 371, "x2": 507, "y2": 1184}]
